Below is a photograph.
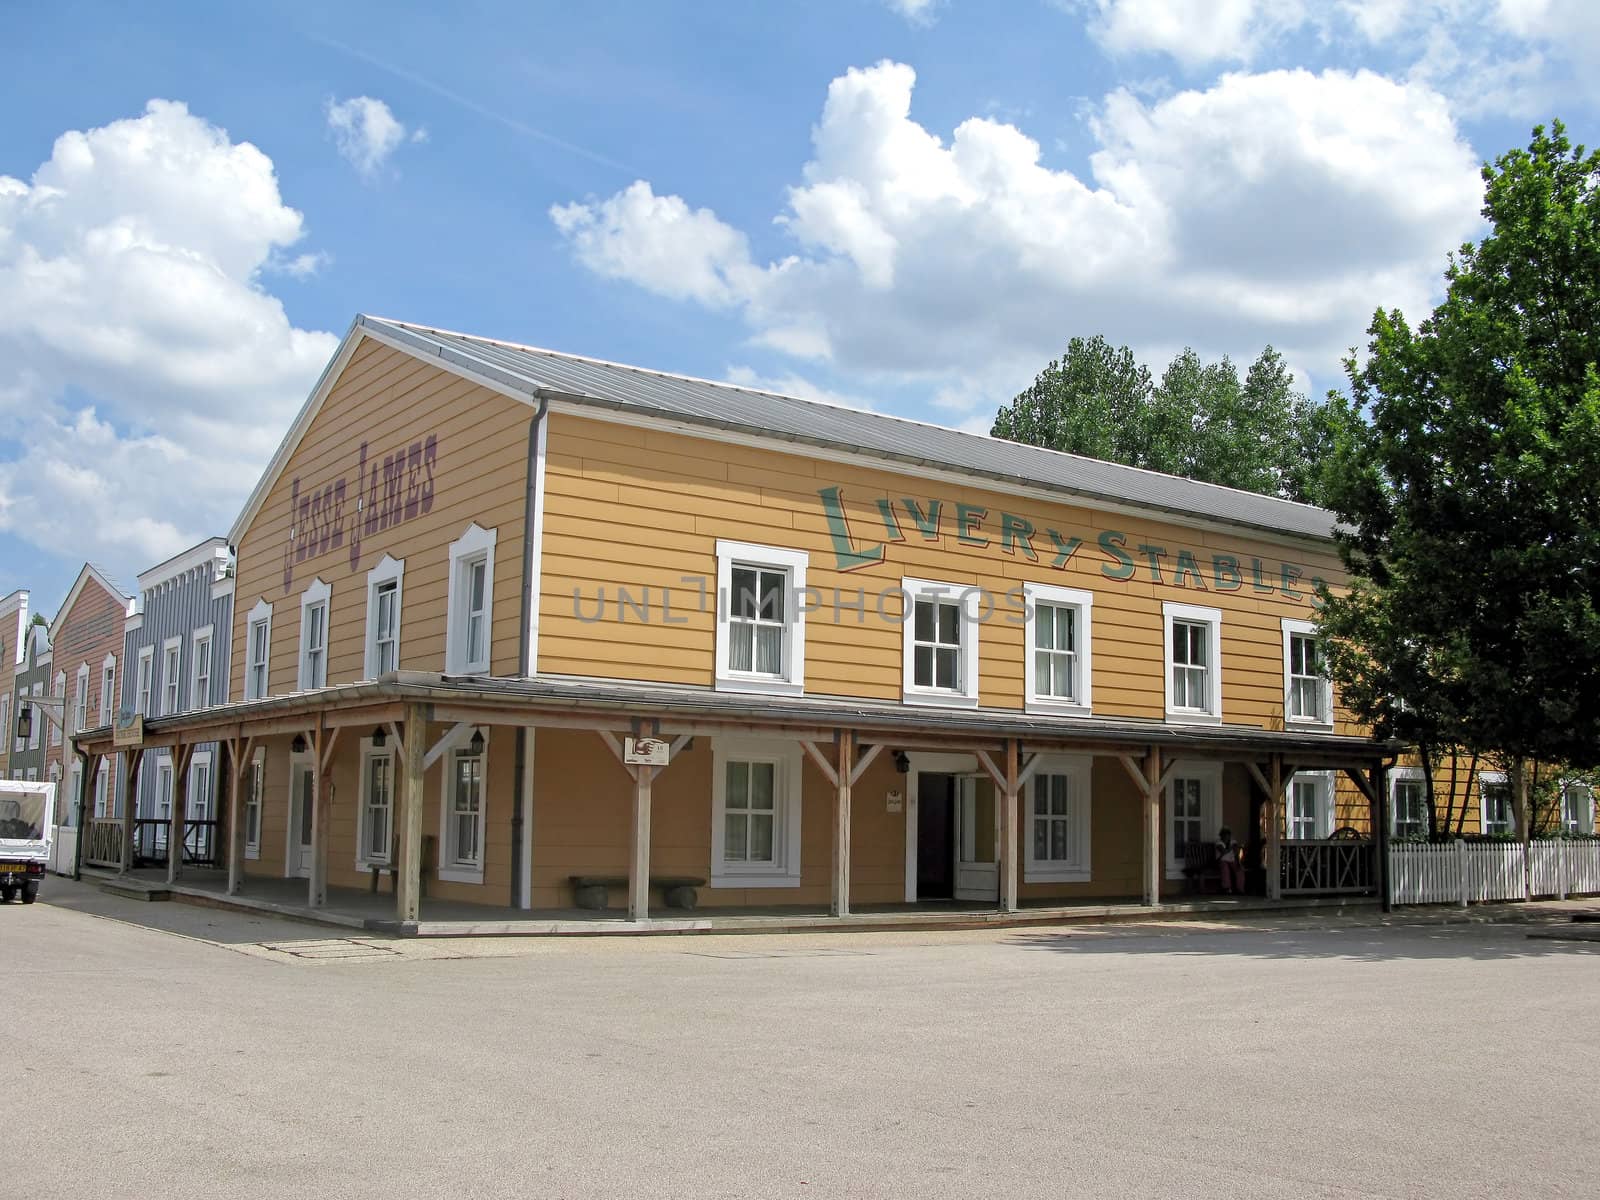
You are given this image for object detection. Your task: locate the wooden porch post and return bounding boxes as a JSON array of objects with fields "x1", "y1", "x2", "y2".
[
  {"x1": 832, "y1": 729, "x2": 853, "y2": 918},
  {"x1": 627, "y1": 757, "x2": 654, "y2": 922},
  {"x1": 1373, "y1": 763, "x2": 1392, "y2": 913},
  {"x1": 308, "y1": 721, "x2": 331, "y2": 909},
  {"x1": 1001, "y1": 738, "x2": 1020, "y2": 914},
  {"x1": 396, "y1": 704, "x2": 426, "y2": 923},
  {"x1": 166, "y1": 743, "x2": 194, "y2": 885},
  {"x1": 1143, "y1": 746, "x2": 1162, "y2": 906},
  {"x1": 120, "y1": 747, "x2": 142, "y2": 873},
  {"x1": 226, "y1": 737, "x2": 246, "y2": 896},
  {"x1": 1266, "y1": 754, "x2": 1283, "y2": 901}
]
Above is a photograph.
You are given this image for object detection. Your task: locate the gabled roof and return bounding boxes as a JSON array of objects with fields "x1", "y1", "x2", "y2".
[
  {"x1": 48, "y1": 562, "x2": 133, "y2": 642},
  {"x1": 136, "y1": 536, "x2": 230, "y2": 593},
  {"x1": 232, "y1": 314, "x2": 1339, "y2": 547}
]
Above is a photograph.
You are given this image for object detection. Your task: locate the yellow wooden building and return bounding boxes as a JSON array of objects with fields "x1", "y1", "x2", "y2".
[{"x1": 73, "y1": 317, "x2": 1398, "y2": 927}]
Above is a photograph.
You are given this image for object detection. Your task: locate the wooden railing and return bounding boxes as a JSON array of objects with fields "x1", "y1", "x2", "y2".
[
  {"x1": 133, "y1": 819, "x2": 222, "y2": 868},
  {"x1": 83, "y1": 818, "x2": 124, "y2": 868},
  {"x1": 1280, "y1": 838, "x2": 1376, "y2": 895}
]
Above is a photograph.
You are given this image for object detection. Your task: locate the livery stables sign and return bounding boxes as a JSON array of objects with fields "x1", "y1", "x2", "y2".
[
  {"x1": 282, "y1": 436, "x2": 439, "y2": 588},
  {"x1": 818, "y1": 486, "x2": 1326, "y2": 603}
]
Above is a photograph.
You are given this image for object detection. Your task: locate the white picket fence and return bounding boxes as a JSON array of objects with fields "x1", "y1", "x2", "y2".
[{"x1": 1388, "y1": 839, "x2": 1600, "y2": 906}]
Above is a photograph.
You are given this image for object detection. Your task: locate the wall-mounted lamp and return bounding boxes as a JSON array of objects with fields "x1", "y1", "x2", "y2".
[
  {"x1": 469, "y1": 727, "x2": 485, "y2": 755},
  {"x1": 893, "y1": 750, "x2": 910, "y2": 774},
  {"x1": 371, "y1": 726, "x2": 387, "y2": 749},
  {"x1": 15, "y1": 705, "x2": 32, "y2": 742},
  {"x1": 291, "y1": 733, "x2": 308, "y2": 754}
]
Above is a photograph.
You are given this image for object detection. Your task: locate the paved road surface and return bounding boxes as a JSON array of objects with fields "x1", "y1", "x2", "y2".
[{"x1": 3, "y1": 879, "x2": 1597, "y2": 1199}]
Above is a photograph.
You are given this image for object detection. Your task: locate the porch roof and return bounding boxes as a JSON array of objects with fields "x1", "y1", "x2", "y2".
[{"x1": 73, "y1": 671, "x2": 1396, "y2": 769}]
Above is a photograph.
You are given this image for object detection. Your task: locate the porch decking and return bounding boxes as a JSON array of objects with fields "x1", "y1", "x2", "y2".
[{"x1": 84, "y1": 867, "x2": 1376, "y2": 937}]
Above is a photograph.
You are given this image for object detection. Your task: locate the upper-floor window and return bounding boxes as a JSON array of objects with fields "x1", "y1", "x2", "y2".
[
  {"x1": 136, "y1": 647, "x2": 155, "y2": 716},
  {"x1": 1024, "y1": 583, "x2": 1093, "y2": 717},
  {"x1": 50, "y1": 672, "x2": 64, "y2": 745},
  {"x1": 364, "y1": 555, "x2": 405, "y2": 679},
  {"x1": 446, "y1": 524, "x2": 497, "y2": 675},
  {"x1": 29, "y1": 682, "x2": 43, "y2": 749},
  {"x1": 298, "y1": 579, "x2": 330, "y2": 691},
  {"x1": 1481, "y1": 773, "x2": 1513, "y2": 835},
  {"x1": 1163, "y1": 602, "x2": 1222, "y2": 725},
  {"x1": 901, "y1": 578, "x2": 980, "y2": 708},
  {"x1": 73, "y1": 665, "x2": 89, "y2": 733},
  {"x1": 100, "y1": 657, "x2": 116, "y2": 725},
  {"x1": 191, "y1": 627, "x2": 213, "y2": 711},
  {"x1": 162, "y1": 637, "x2": 182, "y2": 715},
  {"x1": 245, "y1": 598, "x2": 272, "y2": 700},
  {"x1": 1282, "y1": 619, "x2": 1331, "y2": 728},
  {"x1": 714, "y1": 541, "x2": 808, "y2": 695}
]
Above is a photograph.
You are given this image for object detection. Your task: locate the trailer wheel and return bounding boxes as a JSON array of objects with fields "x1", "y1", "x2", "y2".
[
  {"x1": 21, "y1": 882, "x2": 38, "y2": 904},
  {"x1": 0, "y1": 885, "x2": 15, "y2": 904}
]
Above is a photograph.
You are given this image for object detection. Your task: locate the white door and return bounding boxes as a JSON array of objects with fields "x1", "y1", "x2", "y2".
[
  {"x1": 954, "y1": 775, "x2": 999, "y2": 901},
  {"x1": 288, "y1": 763, "x2": 314, "y2": 878}
]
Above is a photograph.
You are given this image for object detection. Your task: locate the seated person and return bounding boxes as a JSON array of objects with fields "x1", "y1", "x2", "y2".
[{"x1": 1215, "y1": 826, "x2": 1244, "y2": 894}]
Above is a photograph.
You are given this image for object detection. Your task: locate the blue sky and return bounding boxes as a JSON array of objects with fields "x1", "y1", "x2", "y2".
[{"x1": 3, "y1": 0, "x2": 1599, "y2": 617}]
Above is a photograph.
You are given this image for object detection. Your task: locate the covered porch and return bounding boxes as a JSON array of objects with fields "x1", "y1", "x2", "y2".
[{"x1": 69, "y1": 673, "x2": 1399, "y2": 933}]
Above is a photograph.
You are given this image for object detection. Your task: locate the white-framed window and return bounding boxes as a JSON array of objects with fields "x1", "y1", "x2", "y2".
[
  {"x1": 1023, "y1": 583, "x2": 1094, "y2": 717},
  {"x1": 439, "y1": 733, "x2": 487, "y2": 883},
  {"x1": 0, "y1": 696, "x2": 8, "y2": 751},
  {"x1": 1163, "y1": 603, "x2": 1222, "y2": 724},
  {"x1": 901, "y1": 578, "x2": 980, "y2": 707},
  {"x1": 244, "y1": 750, "x2": 264, "y2": 859},
  {"x1": 446, "y1": 524, "x2": 497, "y2": 675},
  {"x1": 189, "y1": 750, "x2": 213, "y2": 823},
  {"x1": 100, "y1": 655, "x2": 116, "y2": 725},
  {"x1": 710, "y1": 737, "x2": 803, "y2": 887},
  {"x1": 298, "y1": 578, "x2": 330, "y2": 691},
  {"x1": 1390, "y1": 769, "x2": 1428, "y2": 838},
  {"x1": 50, "y1": 672, "x2": 64, "y2": 745},
  {"x1": 1024, "y1": 754, "x2": 1093, "y2": 882},
  {"x1": 1480, "y1": 772, "x2": 1514, "y2": 835},
  {"x1": 1561, "y1": 782, "x2": 1595, "y2": 835},
  {"x1": 66, "y1": 760, "x2": 82, "y2": 828},
  {"x1": 29, "y1": 682, "x2": 43, "y2": 749},
  {"x1": 136, "y1": 647, "x2": 155, "y2": 716},
  {"x1": 357, "y1": 737, "x2": 395, "y2": 867},
  {"x1": 154, "y1": 754, "x2": 173, "y2": 835},
  {"x1": 161, "y1": 636, "x2": 182, "y2": 715},
  {"x1": 1281, "y1": 618, "x2": 1332, "y2": 728},
  {"x1": 245, "y1": 599, "x2": 272, "y2": 700},
  {"x1": 714, "y1": 540, "x2": 808, "y2": 695},
  {"x1": 1286, "y1": 772, "x2": 1335, "y2": 840},
  {"x1": 363, "y1": 555, "x2": 405, "y2": 679},
  {"x1": 1165, "y1": 761, "x2": 1222, "y2": 879},
  {"x1": 93, "y1": 760, "x2": 110, "y2": 820},
  {"x1": 73, "y1": 664, "x2": 89, "y2": 733},
  {"x1": 191, "y1": 625, "x2": 214, "y2": 711}
]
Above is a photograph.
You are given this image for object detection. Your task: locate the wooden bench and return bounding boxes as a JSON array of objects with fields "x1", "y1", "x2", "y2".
[
  {"x1": 569, "y1": 874, "x2": 706, "y2": 911},
  {"x1": 1180, "y1": 840, "x2": 1222, "y2": 894},
  {"x1": 370, "y1": 834, "x2": 437, "y2": 896}
]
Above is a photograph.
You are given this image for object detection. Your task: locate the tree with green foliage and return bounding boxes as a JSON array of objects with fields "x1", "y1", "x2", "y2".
[
  {"x1": 1317, "y1": 121, "x2": 1600, "y2": 836},
  {"x1": 992, "y1": 339, "x2": 1348, "y2": 505}
]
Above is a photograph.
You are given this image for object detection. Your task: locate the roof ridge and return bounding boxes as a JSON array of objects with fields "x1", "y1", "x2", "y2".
[{"x1": 363, "y1": 316, "x2": 1332, "y2": 519}]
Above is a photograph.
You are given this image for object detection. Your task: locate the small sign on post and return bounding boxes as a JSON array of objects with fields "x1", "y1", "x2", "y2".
[{"x1": 623, "y1": 736, "x2": 670, "y2": 766}]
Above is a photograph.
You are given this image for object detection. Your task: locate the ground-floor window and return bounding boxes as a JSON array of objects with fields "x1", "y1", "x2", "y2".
[
  {"x1": 1165, "y1": 763, "x2": 1222, "y2": 879},
  {"x1": 439, "y1": 736, "x2": 486, "y2": 884},
  {"x1": 710, "y1": 738, "x2": 802, "y2": 887},
  {"x1": 1286, "y1": 773, "x2": 1334, "y2": 840},
  {"x1": 1561, "y1": 782, "x2": 1594, "y2": 835},
  {"x1": 244, "y1": 752, "x2": 263, "y2": 859},
  {"x1": 359, "y1": 745, "x2": 395, "y2": 866},
  {"x1": 1481, "y1": 774, "x2": 1513, "y2": 836},
  {"x1": 1391, "y1": 772, "x2": 1427, "y2": 838},
  {"x1": 1024, "y1": 755, "x2": 1092, "y2": 883}
]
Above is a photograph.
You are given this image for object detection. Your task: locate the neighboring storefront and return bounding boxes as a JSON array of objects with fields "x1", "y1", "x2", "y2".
[{"x1": 73, "y1": 316, "x2": 1395, "y2": 925}]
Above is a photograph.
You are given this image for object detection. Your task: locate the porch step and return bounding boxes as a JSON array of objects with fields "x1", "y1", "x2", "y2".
[{"x1": 96, "y1": 880, "x2": 172, "y2": 902}]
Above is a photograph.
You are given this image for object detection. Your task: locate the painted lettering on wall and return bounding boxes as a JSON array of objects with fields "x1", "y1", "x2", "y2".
[
  {"x1": 281, "y1": 435, "x2": 438, "y2": 589},
  {"x1": 817, "y1": 486, "x2": 1326, "y2": 606}
]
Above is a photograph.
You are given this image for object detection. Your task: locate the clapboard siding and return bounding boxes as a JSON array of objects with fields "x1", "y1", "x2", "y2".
[{"x1": 537, "y1": 411, "x2": 1354, "y2": 735}]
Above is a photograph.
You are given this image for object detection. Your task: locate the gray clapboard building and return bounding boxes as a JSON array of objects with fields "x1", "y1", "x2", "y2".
[
  {"x1": 10, "y1": 621, "x2": 51, "y2": 782},
  {"x1": 122, "y1": 538, "x2": 234, "y2": 865}
]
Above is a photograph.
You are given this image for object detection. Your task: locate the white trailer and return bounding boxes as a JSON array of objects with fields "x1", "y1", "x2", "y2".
[{"x1": 0, "y1": 779, "x2": 55, "y2": 904}]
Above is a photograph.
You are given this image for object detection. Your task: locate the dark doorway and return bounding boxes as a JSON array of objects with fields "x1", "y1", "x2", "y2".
[{"x1": 917, "y1": 773, "x2": 956, "y2": 900}]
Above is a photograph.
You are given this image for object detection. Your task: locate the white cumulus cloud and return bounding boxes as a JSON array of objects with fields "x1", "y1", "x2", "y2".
[
  {"x1": 325, "y1": 95, "x2": 425, "y2": 179},
  {"x1": 549, "y1": 60, "x2": 1482, "y2": 416},
  {"x1": 0, "y1": 99, "x2": 337, "y2": 576}
]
